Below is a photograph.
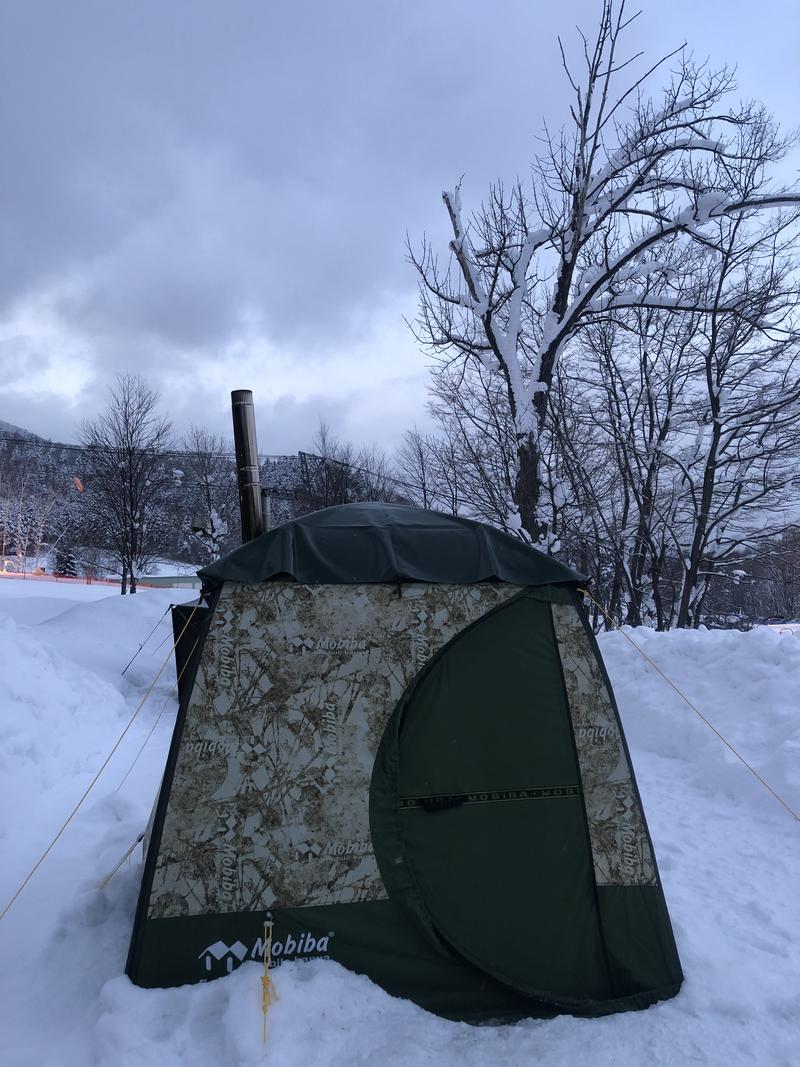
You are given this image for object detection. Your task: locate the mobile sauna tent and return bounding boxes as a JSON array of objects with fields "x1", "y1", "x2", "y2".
[{"x1": 127, "y1": 503, "x2": 682, "y2": 1021}]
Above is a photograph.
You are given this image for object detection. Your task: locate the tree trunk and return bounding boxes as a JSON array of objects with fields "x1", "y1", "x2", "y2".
[
  {"x1": 692, "y1": 571, "x2": 713, "y2": 628},
  {"x1": 651, "y1": 547, "x2": 667, "y2": 631},
  {"x1": 624, "y1": 590, "x2": 642, "y2": 627},
  {"x1": 626, "y1": 473, "x2": 658, "y2": 626},
  {"x1": 677, "y1": 506, "x2": 711, "y2": 627},
  {"x1": 515, "y1": 434, "x2": 546, "y2": 542},
  {"x1": 121, "y1": 563, "x2": 128, "y2": 595}
]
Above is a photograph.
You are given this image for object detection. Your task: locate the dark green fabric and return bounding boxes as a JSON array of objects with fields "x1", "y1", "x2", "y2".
[
  {"x1": 369, "y1": 591, "x2": 683, "y2": 1015},
  {"x1": 370, "y1": 593, "x2": 611, "y2": 1005},
  {"x1": 572, "y1": 591, "x2": 683, "y2": 1001},
  {"x1": 197, "y1": 503, "x2": 585, "y2": 587},
  {"x1": 596, "y1": 886, "x2": 684, "y2": 999},
  {"x1": 170, "y1": 604, "x2": 208, "y2": 707},
  {"x1": 128, "y1": 896, "x2": 680, "y2": 1021},
  {"x1": 129, "y1": 903, "x2": 555, "y2": 1022}
]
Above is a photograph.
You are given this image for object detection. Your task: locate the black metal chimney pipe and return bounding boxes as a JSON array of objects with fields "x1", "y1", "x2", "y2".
[{"x1": 231, "y1": 389, "x2": 263, "y2": 543}]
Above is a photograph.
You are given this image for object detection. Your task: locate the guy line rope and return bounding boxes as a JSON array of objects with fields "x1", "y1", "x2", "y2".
[
  {"x1": 579, "y1": 588, "x2": 799, "y2": 823},
  {"x1": 261, "y1": 919, "x2": 279, "y2": 1042},
  {"x1": 95, "y1": 630, "x2": 204, "y2": 889},
  {"x1": 115, "y1": 633, "x2": 202, "y2": 793},
  {"x1": 120, "y1": 604, "x2": 171, "y2": 676},
  {"x1": 0, "y1": 604, "x2": 201, "y2": 923}
]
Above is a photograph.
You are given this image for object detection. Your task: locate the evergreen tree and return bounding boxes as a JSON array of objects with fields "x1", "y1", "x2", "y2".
[{"x1": 54, "y1": 546, "x2": 78, "y2": 578}]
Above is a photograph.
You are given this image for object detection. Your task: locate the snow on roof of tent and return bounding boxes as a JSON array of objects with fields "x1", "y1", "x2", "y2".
[{"x1": 198, "y1": 502, "x2": 585, "y2": 587}]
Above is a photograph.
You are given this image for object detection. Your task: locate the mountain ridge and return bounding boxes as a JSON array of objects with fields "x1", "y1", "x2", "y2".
[{"x1": 0, "y1": 417, "x2": 41, "y2": 439}]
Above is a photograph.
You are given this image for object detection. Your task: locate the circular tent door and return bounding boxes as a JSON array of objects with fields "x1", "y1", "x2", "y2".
[{"x1": 369, "y1": 591, "x2": 612, "y2": 1008}]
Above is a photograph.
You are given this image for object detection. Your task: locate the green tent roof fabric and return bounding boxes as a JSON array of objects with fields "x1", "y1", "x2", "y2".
[{"x1": 198, "y1": 502, "x2": 585, "y2": 587}]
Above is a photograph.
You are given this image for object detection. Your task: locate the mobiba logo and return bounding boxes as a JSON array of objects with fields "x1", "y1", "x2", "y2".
[
  {"x1": 619, "y1": 826, "x2": 641, "y2": 881},
  {"x1": 576, "y1": 725, "x2": 616, "y2": 744},
  {"x1": 185, "y1": 738, "x2": 235, "y2": 757},
  {"x1": 198, "y1": 939, "x2": 248, "y2": 974},
  {"x1": 264, "y1": 930, "x2": 333, "y2": 964},
  {"x1": 315, "y1": 637, "x2": 368, "y2": 652},
  {"x1": 217, "y1": 639, "x2": 237, "y2": 685},
  {"x1": 286, "y1": 636, "x2": 369, "y2": 653},
  {"x1": 198, "y1": 930, "x2": 334, "y2": 976},
  {"x1": 411, "y1": 630, "x2": 431, "y2": 666},
  {"x1": 219, "y1": 848, "x2": 238, "y2": 904},
  {"x1": 321, "y1": 701, "x2": 338, "y2": 755},
  {"x1": 321, "y1": 838, "x2": 371, "y2": 858}
]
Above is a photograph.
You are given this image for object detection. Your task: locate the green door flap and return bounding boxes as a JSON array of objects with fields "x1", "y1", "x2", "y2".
[
  {"x1": 369, "y1": 591, "x2": 681, "y2": 1013},
  {"x1": 370, "y1": 592, "x2": 613, "y2": 1007}
]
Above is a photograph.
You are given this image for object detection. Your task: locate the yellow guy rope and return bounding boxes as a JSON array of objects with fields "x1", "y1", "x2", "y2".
[
  {"x1": 262, "y1": 919, "x2": 279, "y2": 1042},
  {"x1": 115, "y1": 633, "x2": 202, "y2": 792},
  {"x1": 0, "y1": 604, "x2": 201, "y2": 923},
  {"x1": 120, "y1": 604, "x2": 171, "y2": 676},
  {"x1": 98, "y1": 831, "x2": 145, "y2": 890},
  {"x1": 579, "y1": 588, "x2": 799, "y2": 823}
]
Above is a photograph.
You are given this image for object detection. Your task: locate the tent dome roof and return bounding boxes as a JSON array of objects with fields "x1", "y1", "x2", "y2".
[{"x1": 198, "y1": 502, "x2": 584, "y2": 587}]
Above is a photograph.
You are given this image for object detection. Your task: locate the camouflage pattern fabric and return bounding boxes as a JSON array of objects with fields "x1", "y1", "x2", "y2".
[
  {"x1": 551, "y1": 602, "x2": 656, "y2": 886},
  {"x1": 148, "y1": 581, "x2": 519, "y2": 918}
]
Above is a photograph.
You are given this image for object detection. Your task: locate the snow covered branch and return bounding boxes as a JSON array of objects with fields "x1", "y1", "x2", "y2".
[{"x1": 411, "y1": 0, "x2": 800, "y2": 545}]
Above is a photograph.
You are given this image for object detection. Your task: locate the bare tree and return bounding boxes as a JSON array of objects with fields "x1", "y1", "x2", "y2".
[
  {"x1": 395, "y1": 427, "x2": 438, "y2": 510},
  {"x1": 554, "y1": 187, "x2": 800, "y2": 630},
  {"x1": 556, "y1": 304, "x2": 700, "y2": 627},
  {"x1": 294, "y1": 419, "x2": 405, "y2": 517},
  {"x1": 756, "y1": 528, "x2": 800, "y2": 621},
  {"x1": 353, "y1": 443, "x2": 404, "y2": 503},
  {"x1": 427, "y1": 366, "x2": 516, "y2": 526},
  {"x1": 293, "y1": 420, "x2": 358, "y2": 515},
  {"x1": 78, "y1": 373, "x2": 174, "y2": 593},
  {"x1": 418, "y1": 189, "x2": 800, "y2": 631},
  {"x1": 181, "y1": 426, "x2": 240, "y2": 564},
  {"x1": 411, "y1": 0, "x2": 800, "y2": 543},
  {"x1": 0, "y1": 469, "x2": 57, "y2": 573},
  {"x1": 0, "y1": 434, "x2": 84, "y2": 573},
  {"x1": 666, "y1": 226, "x2": 800, "y2": 627},
  {"x1": 394, "y1": 423, "x2": 473, "y2": 516},
  {"x1": 11, "y1": 472, "x2": 33, "y2": 570}
]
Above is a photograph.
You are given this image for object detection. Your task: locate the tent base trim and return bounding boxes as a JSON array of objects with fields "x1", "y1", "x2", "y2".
[{"x1": 127, "y1": 897, "x2": 681, "y2": 1023}]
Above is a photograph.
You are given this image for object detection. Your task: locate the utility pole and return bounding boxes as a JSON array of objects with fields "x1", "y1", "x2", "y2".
[{"x1": 231, "y1": 389, "x2": 263, "y2": 543}]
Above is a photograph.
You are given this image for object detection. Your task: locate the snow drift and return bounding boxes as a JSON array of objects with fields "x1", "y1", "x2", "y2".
[{"x1": 0, "y1": 579, "x2": 798, "y2": 1066}]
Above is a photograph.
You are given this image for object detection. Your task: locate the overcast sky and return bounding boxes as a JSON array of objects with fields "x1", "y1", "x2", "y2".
[{"x1": 0, "y1": 0, "x2": 798, "y2": 453}]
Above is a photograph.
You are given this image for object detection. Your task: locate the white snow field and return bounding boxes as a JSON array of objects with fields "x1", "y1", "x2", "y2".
[{"x1": 0, "y1": 578, "x2": 798, "y2": 1066}]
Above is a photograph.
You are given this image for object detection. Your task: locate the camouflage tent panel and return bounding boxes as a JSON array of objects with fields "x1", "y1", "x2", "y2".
[{"x1": 147, "y1": 581, "x2": 520, "y2": 919}]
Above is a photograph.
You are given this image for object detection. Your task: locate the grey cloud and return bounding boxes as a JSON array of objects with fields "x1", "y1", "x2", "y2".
[
  {"x1": 0, "y1": 0, "x2": 796, "y2": 448},
  {"x1": 0, "y1": 0, "x2": 591, "y2": 353}
]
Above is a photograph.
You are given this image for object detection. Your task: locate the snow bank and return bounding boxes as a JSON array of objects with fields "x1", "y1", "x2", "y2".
[
  {"x1": 0, "y1": 576, "x2": 117, "y2": 625},
  {"x1": 0, "y1": 586, "x2": 797, "y2": 1066}
]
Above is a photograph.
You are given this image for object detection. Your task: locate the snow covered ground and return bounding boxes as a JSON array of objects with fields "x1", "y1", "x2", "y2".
[{"x1": 0, "y1": 580, "x2": 798, "y2": 1066}]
